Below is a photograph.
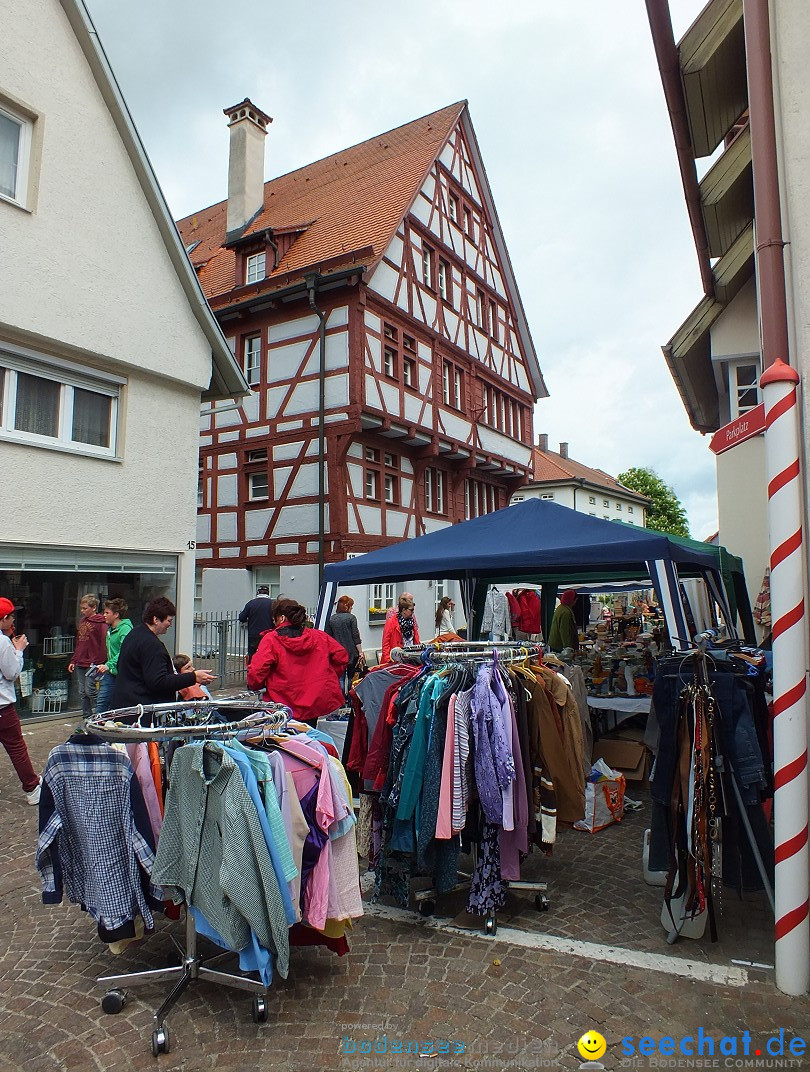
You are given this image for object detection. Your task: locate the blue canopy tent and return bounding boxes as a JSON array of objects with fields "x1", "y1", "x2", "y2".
[{"x1": 315, "y1": 499, "x2": 737, "y2": 649}]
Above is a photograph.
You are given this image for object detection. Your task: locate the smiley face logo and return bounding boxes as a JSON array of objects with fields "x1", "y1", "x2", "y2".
[{"x1": 577, "y1": 1030, "x2": 607, "y2": 1062}]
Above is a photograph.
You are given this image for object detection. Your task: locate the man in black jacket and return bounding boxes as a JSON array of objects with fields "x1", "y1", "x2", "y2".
[
  {"x1": 239, "y1": 586, "x2": 278, "y2": 659},
  {"x1": 114, "y1": 597, "x2": 215, "y2": 708}
]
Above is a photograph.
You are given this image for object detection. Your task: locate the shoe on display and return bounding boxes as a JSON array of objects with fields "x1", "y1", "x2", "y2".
[{"x1": 25, "y1": 781, "x2": 42, "y2": 806}]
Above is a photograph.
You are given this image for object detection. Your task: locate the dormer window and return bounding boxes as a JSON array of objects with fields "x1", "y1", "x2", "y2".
[{"x1": 246, "y1": 251, "x2": 266, "y2": 284}]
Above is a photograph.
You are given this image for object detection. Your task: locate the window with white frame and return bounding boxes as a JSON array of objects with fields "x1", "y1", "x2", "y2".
[
  {"x1": 384, "y1": 474, "x2": 397, "y2": 504},
  {"x1": 438, "y1": 259, "x2": 451, "y2": 303},
  {"x1": 370, "y1": 583, "x2": 395, "y2": 615},
  {"x1": 365, "y1": 469, "x2": 378, "y2": 500},
  {"x1": 383, "y1": 344, "x2": 396, "y2": 379},
  {"x1": 730, "y1": 360, "x2": 760, "y2": 417},
  {"x1": 511, "y1": 494, "x2": 524, "y2": 503},
  {"x1": 422, "y1": 244, "x2": 433, "y2": 289},
  {"x1": 603, "y1": 499, "x2": 609, "y2": 507},
  {"x1": 244, "y1": 336, "x2": 261, "y2": 387},
  {"x1": 465, "y1": 478, "x2": 497, "y2": 518},
  {"x1": 248, "y1": 470, "x2": 269, "y2": 500},
  {"x1": 616, "y1": 502, "x2": 622, "y2": 511},
  {"x1": 245, "y1": 251, "x2": 266, "y2": 284},
  {"x1": 448, "y1": 193, "x2": 459, "y2": 223},
  {"x1": 425, "y1": 467, "x2": 446, "y2": 514},
  {"x1": 541, "y1": 493, "x2": 554, "y2": 499},
  {"x1": 628, "y1": 506, "x2": 634, "y2": 514},
  {"x1": 442, "y1": 360, "x2": 463, "y2": 409},
  {"x1": 197, "y1": 464, "x2": 204, "y2": 507},
  {"x1": 0, "y1": 350, "x2": 119, "y2": 456},
  {"x1": 589, "y1": 495, "x2": 596, "y2": 505},
  {"x1": 0, "y1": 102, "x2": 32, "y2": 207}
]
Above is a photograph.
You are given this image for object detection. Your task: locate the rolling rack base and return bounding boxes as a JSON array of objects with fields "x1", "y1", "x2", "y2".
[{"x1": 99, "y1": 909, "x2": 268, "y2": 1056}]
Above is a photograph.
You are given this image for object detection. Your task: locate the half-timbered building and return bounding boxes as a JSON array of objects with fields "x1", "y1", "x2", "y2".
[{"x1": 179, "y1": 99, "x2": 546, "y2": 621}]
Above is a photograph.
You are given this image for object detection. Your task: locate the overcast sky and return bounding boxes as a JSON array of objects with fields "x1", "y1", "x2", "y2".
[{"x1": 88, "y1": 0, "x2": 719, "y2": 536}]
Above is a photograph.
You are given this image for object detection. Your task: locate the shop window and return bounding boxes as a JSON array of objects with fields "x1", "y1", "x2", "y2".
[
  {"x1": 0, "y1": 348, "x2": 119, "y2": 457},
  {"x1": 0, "y1": 102, "x2": 32, "y2": 207},
  {"x1": 245, "y1": 251, "x2": 266, "y2": 284},
  {"x1": 248, "y1": 471, "x2": 269, "y2": 501},
  {"x1": 244, "y1": 336, "x2": 261, "y2": 387}
]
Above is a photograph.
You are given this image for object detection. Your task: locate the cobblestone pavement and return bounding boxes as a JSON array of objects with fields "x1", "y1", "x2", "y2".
[{"x1": 0, "y1": 719, "x2": 806, "y2": 1072}]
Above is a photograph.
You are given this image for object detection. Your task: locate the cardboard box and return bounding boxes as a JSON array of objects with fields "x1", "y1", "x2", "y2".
[{"x1": 592, "y1": 735, "x2": 651, "y2": 788}]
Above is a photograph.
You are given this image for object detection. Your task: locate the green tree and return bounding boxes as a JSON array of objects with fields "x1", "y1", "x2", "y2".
[{"x1": 617, "y1": 466, "x2": 691, "y2": 538}]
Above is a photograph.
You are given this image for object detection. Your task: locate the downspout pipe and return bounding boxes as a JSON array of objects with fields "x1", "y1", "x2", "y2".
[
  {"x1": 645, "y1": 0, "x2": 715, "y2": 297},
  {"x1": 306, "y1": 275, "x2": 327, "y2": 588},
  {"x1": 742, "y1": 0, "x2": 790, "y2": 369}
]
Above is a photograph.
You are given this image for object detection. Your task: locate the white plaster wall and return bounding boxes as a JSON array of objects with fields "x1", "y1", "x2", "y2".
[
  {"x1": 717, "y1": 437, "x2": 769, "y2": 613},
  {"x1": 710, "y1": 278, "x2": 760, "y2": 358},
  {"x1": 0, "y1": 0, "x2": 213, "y2": 391}
]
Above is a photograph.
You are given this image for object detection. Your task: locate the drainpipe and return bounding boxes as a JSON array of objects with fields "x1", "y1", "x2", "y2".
[
  {"x1": 742, "y1": 0, "x2": 790, "y2": 369},
  {"x1": 743, "y1": 0, "x2": 809, "y2": 996},
  {"x1": 306, "y1": 275, "x2": 327, "y2": 587}
]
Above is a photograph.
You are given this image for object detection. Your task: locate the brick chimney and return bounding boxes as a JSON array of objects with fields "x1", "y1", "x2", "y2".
[
  {"x1": 559, "y1": 442, "x2": 569, "y2": 458},
  {"x1": 223, "y1": 99, "x2": 272, "y2": 237},
  {"x1": 537, "y1": 434, "x2": 549, "y2": 452}
]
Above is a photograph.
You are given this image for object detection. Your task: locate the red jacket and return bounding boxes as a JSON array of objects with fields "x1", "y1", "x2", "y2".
[
  {"x1": 247, "y1": 627, "x2": 348, "y2": 722},
  {"x1": 70, "y1": 613, "x2": 107, "y2": 666},
  {"x1": 517, "y1": 589, "x2": 542, "y2": 634},
  {"x1": 381, "y1": 617, "x2": 421, "y2": 664}
]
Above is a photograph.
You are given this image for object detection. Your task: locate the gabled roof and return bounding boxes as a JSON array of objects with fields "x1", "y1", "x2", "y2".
[
  {"x1": 176, "y1": 103, "x2": 466, "y2": 308},
  {"x1": 60, "y1": 0, "x2": 249, "y2": 402},
  {"x1": 527, "y1": 448, "x2": 651, "y2": 505}
]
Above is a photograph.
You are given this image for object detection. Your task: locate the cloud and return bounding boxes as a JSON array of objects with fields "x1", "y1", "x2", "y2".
[{"x1": 87, "y1": 0, "x2": 716, "y2": 538}]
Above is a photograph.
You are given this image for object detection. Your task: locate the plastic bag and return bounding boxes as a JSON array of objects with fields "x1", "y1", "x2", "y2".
[{"x1": 574, "y1": 773, "x2": 626, "y2": 833}]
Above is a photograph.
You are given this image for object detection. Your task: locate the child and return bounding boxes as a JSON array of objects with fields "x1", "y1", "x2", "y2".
[{"x1": 173, "y1": 654, "x2": 213, "y2": 700}]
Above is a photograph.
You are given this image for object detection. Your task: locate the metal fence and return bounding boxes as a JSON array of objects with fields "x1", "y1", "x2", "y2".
[
  {"x1": 192, "y1": 612, "x2": 249, "y2": 687},
  {"x1": 191, "y1": 607, "x2": 318, "y2": 688}
]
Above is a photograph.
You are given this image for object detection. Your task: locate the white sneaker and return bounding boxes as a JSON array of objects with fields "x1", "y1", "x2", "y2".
[{"x1": 25, "y1": 781, "x2": 41, "y2": 806}]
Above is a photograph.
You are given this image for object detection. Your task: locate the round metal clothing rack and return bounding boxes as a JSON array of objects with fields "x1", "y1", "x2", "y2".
[
  {"x1": 84, "y1": 696, "x2": 291, "y2": 742},
  {"x1": 84, "y1": 695, "x2": 293, "y2": 1054}
]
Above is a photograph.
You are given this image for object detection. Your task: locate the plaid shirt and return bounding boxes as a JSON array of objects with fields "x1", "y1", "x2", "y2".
[
  {"x1": 36, "y1": 735, "x2": 162, "y2": 931},
  {"x1": 152, "y1": 742, "x2": 290, "y2": 978}
]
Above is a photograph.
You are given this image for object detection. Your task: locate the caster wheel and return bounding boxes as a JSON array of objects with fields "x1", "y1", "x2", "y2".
[
  {"x1": 484, "y1": 917, "x2": 497, "y2": 936},
  {"x1": 418, "y1": 900, "x2": 436, "y2": 917},
  {"x1": 251, "y1": 995, "x2": 268, "y2": 1023},
  {"x1": 101, "y1": 988, "x2": 126, "y2": 1014},
  {"x1": 151, "y1": 1025, "x2": 170, "y2": 1056},
  {"x1": 535, "y1": 894, "x2": 550, "y2": 912}
]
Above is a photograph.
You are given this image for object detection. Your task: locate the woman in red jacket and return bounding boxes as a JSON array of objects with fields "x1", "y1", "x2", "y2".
[
  {"x1": 381, "y1": 594, "x2": 421, "y2": 664},
  {"x1": 246, "y1": 598, "x2": 348, "y2": 722}
]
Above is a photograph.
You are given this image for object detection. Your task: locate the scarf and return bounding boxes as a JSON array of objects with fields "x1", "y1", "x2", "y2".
[{"x1": 398, "y1": 614, "x2": 415, "y2": 645}]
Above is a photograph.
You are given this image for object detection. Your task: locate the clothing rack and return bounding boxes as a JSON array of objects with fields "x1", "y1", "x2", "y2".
[
  {"x1": 384, "y1": 641, "x2": 549, "y2": 935},
  {"x1": 658, "y1": 643, "x2": 774, "y2": 945},
  {"x1": 390, "y1": 640, "x2": 545, "y2": 665},
  {"x1": 85, "y1": 699, "x2": 292, "y2": 1056}
]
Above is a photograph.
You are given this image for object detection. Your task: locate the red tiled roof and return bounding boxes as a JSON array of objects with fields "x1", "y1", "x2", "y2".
[
  {"x1": 177, "y1": 102, "x2": 466, "y2": 307},
  {"x1": 529, "y1": 449, "x2": 651, "y2": 503}
]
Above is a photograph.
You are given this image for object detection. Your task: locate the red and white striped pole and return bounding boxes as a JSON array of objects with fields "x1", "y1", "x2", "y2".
[{"x1": 761, "y1": 358, "x2": 809, "y2": 995}]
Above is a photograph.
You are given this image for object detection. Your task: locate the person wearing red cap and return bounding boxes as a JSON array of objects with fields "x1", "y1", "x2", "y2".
[
  {"x1": 547, "y1": 589, "x2": 579, "y2": 654},
  {"x1": 0, "y1": 597, "x2": 41, "y2": 805}
]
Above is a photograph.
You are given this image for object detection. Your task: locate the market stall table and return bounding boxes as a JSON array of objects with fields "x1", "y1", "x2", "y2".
[{"x1": 586, "y1": 693, "x2": 651, "y2": 734}]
